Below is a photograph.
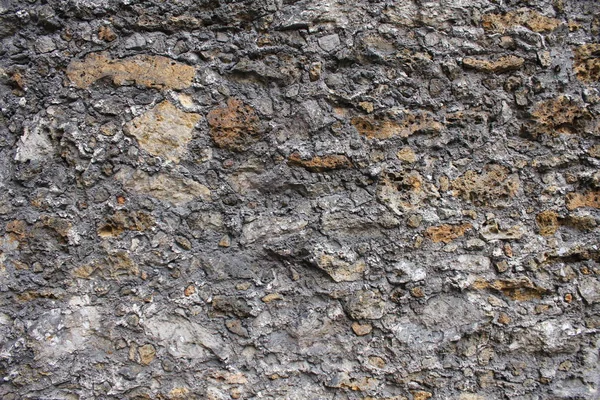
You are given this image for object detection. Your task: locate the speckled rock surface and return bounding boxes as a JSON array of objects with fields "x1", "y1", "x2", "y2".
[{"x1": 1, "y1": 0, "x2": 600, "y2": 399}]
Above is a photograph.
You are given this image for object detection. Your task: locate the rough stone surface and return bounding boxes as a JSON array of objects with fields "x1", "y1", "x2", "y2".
[
  {"x1": 125, "y1": 100, "x2": 201, "y2": 163},
  {"x1": 67, "y1": 52, "x2": 196, "y2": 90},
  {"x1": 1, "y1": 0, "x2": 600, "y2": 399}
]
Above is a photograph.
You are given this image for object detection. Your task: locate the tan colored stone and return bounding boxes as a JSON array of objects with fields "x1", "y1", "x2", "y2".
[
  {"x1": 351, "y1": 322, "x2": 372, "y2": 336},
  {"x1": 218, "y1": 235, "x2": 231, "y2": 247},
  {"x1": 98, "y1": 26, "x2": 117, "y2": 42},
  {"x1": 207, "y1": 98, "x2": 259, "y2": 151},
  {"x1": 317, "y1": 255, "x2": 366, "y2": 282},
  {"x1": 589, "y1": 145, "x2": 600, "y2": 158},
  {"x1": 498, "y1": 312, "x2": 511, "y2": 325},
  {"x1": 562, "y1": 214, "x2": 597, "y2": 232},
  {"x1": 573, "y1": 44, "x2": 600, "y2": 83},
  {"x1": 352, "y1": 111, "x2": 441, "y2": 139},
  {"x1": 368, "y1": 356, "x2": 386, "y2": 368},
  {"x1": 473, "y1": 277, "x2": 548, "y2": 301},
  {"x1": 459, "y1": 395, "x2": 486, "y2": 400},
  {"x1": 412, "y1": 391, "x2": 433, "y2": 400},
  {"x1": 529, "y1": 96, "x2": 594, "y2": 136},
  {"x1": 482, "y1": 9, "x2": 561, "y2": 33},
  {"x1": 125, "y1": 101, "x2": 201, "y2": 163},
  {"x1": 67, "y1": 52, "x2": 195, "y2": 89},
  {"x1": 168, "y1": 387, "x2": 190, "y2": 400},
  {"x1": 377, "y1": 170, "x2": 439, "y2": 214},
  {"x1": 331, "y1": 374, "x2": 378, "y2": 391},
  {"x1": 288, "y1": 153, "x2": 353, "y2": 172},
  {"x1": 184, "y1": 285, "x2": 195, "y2": 297},
  {"x1": 462, "y1": 55, "x2": 524, "y2": 73},
  {"x1": 138, "y1": 344, "x2": 156, "y2": 365},
  {"x1": 426, "y1": 223, "x2": 472, "y2": 243},
  {"x1": 396, "y1": 147, "x2": 417, "y2": 163},
  {"x1": 261, "y1": 293, "x2": 283, "y2": 303},
  {"x1": 107, "y1": 250, "x2": 139, "y2": 278},
  {"x1": 565, "y1": 191, "x2": 600, "y2": 210},
  {"x1": 359, "y1": 101, "x2": 374, "y2": 113},
  {"x1": 451, "y1": 165, "x2": 520, "y2": 206},
  {"x1": 97, "y1": 210, "x2": 154, "y2": 238},
  {"x1": 116, "y1": 167, "x2": 211, "y2": 205},
  {"x1": 536, "y1": 210, "x2": 559, "y2": 236}
]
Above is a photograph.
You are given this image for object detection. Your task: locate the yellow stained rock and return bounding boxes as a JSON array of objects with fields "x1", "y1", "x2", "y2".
[
  {"x1": 426, "y1": 223, "x2": 473, "y2": 243},
  {"x1": 482, "y1": 9, "x2": 561, "y2": 33},
  {"x1": 573, "y1": 44, "x2": 600, "y2": 82},
  {"x1": 565, "y1": 191, "x2": 600, "y2": 210},
  {"x1": 462, "y1": 55, "x2": 524, "y2": 73}
]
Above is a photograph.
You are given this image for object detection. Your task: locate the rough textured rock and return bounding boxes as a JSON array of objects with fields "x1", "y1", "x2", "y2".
[
  {"x1": 67, "y1": 53, "x2": 196, "y2": 89},
  {"x1": 116, "y1": 167, "x2": 211, "y2": 205},
  {"x1": 125, "y1": 101, "x2": 201, "y2": 163},
  {"x1": 1, "y1": 0, "x2": 600, "y2": 399},
  {"x1": 207, "y1": 98, "x2": 260, "y2": 151}
]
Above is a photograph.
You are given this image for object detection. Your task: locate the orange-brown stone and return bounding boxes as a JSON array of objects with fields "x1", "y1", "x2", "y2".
[
  {"x1": 207, "y1": 98, "x2": 260, "y2": 151},
  {"x1": 425, "y1": 223, "x2": 473, "y2": 243}
]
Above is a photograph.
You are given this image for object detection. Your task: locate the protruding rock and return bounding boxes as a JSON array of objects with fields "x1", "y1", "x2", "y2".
[
  {"x1": 315, "y1": 254, "x2": 366, "y2": 282},
  {"x1": 462, "y1": 55, "x2": 524, "y2": 73},
  {"x1": 207, "y1": 98, "x2": 260, "y2": 151},
  {"x1": 451, "y1": 165, "x2": 520, "y2": 207},
  {"x1": 536, "y1": 210, "x2": 559, "y2": 236},
  {"x1": 573, "y1": 44, "x2": 600, "y2": 82},
  {"x1": 565, "y1": 191, "x2": 600, "y2": 210},
  {"x1": 482, "y1": 9, "x2": 561, "y2": 33},
  {"x1": 426, "y1": 223, "x2": 472, "y2": 243},
  {"x1": 67, "y1": 52, "x2": 196, "y2": 89},
  {"x1": 125, "y1": 101, "x2": 201, "y2": 163},
  {"x1": 344, "y1": 290, "x2": 385, "y2": 320},
  {"x1": 288, "y1": 153, "x2": 352, "y2": 172}
]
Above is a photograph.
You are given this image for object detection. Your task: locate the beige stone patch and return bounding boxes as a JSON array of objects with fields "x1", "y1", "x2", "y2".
[
  {"x1": 529, "y1": 96, "x2": 595, "y2": 136},
  {"x1": 317, "y1": 254, "x2": 366, "y2": 282},
  {"x1": 451, "y1": 165, "x2": 520, "y2": 206},
  {"x1": 377, "y1": 170, "x2": 440, "y2": 214},
  {"x1": 116, "y1": 167, "x2": 211, "y2": 205},
  {"x1": 138, "y1": 344, "x2": 156, "y2": 365},
  {"x1": 97, "y1": 210, "x2": 154, "y2": 238},
  {"x1": 125, "y1": 101, "x2": 201, "y2": 163},
  {"x1": 396, "y1": 147, "x2": 416, "y2": 163},
  {"x1": 536, "y1": 210, "x2": 559, "y2": 236},
  {"x1": 426, "y1": 223, "x2": 473, "y2": 243},
  {"x1": 573, "y1": 44, "x2": 600, "y2": 83},
  {"x1": 351, "y1": 322, "x2": 372, "y2": 336},
  {"x1": 352, "y1": 111, "x2": 441, "y2": 139},
  {"x1": 565, "y1": 191, "x2": 600, "y2": 210},
  {"x1": 482, "y1": 9, "x2": 561, "y2": 33},
  {"x1": 462, "y1": 55, "x2": 524, "y2": 73},
  {"x1": 67, "y1": 52, "x2": 195, "y2": 90},
  {"x1": 472, "y1": 277, "x2": 548, "y2": 301},
  {"x1": 287, "y1": 153, "x2": 353, "y2": 172}
]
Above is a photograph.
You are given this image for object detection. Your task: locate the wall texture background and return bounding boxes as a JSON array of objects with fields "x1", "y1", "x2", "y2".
[{"x1": 1, "y1": 0, "x2": 600, "y2": 399}]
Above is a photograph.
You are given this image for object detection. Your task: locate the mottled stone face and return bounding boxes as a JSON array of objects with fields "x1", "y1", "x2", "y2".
[{"x1": 1, "y1": 0, "x2": 600, "y2": 399}]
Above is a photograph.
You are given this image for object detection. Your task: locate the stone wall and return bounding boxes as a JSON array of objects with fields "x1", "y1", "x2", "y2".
[{"x1": 1, "y1": 0, "x2": 599, "y2": 399}]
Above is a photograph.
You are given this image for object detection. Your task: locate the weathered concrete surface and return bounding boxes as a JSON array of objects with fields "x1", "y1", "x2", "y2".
[{"x1": 0, "y1": 0, "x2": 599, "y2": 399}]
